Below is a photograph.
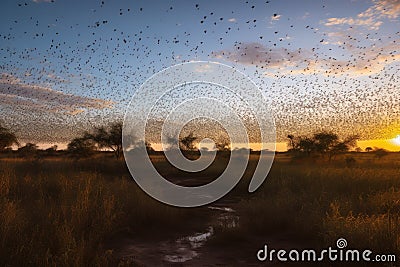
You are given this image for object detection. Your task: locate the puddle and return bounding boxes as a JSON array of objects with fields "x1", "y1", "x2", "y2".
[
  {"x1": 163, "y1": 226, "x2": 214, "y2": 263},
  {"x1": 164, "y1": 206, "x2": 239, "y2": 263},
  {"x1": 208, "y1": 206, "x2": 235, "y2": 212}
]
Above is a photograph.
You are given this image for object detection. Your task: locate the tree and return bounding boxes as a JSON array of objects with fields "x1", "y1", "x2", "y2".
[
  {"x1": 20, "y1": 142, "x2": 38, "y2": 150},
  {"x1": 287, "y1": 134, "x2": 296, "y2": 151},
  {"x1": 215, "y1": 141, "x2": 230, "y2": 151},
  {"x1": 67, "y1": 137, "x2": 96, "y2": 158},
  {"x1": 365, "y1": 147, "x2": 373, "y2": 152},
  {"x1": 298, "y1": 137, "x2": 316, "y2": 156},
  {"x1": 85, "y1": 122, "x2": 123, "y2": 158},
  {"x1": 45, "y1": 145, "x2": 58, "y2": 156},
  {"x1": 45, "y1": 145, "x2": 58, "y2": 153},
  {"x1": 145, "y1": 141, "x2": 154, "y2": 153},
  {"x1": 329, "y1": 134, "x2": 359, "y2": 160},
  {"x1": 313, "y1": 132, "x2": 339, "y2": 155},
  {"x1": 374, "y1": 148, "x2": 389, "y2": 160},
  {"x1": 18, "y1": 143, "x2": 38, "y2": 157},
  {"x1": 0, "y1": 124, "x2": 19, "y2": 151},
  {"x1": 288, "y1": 131, "x2": 359, "y2": 160},
  {"x1": 179, "y1": 132, "x2": 198, "y2": 151}
]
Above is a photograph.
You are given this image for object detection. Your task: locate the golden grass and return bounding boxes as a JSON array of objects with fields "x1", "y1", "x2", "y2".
[
  {"x1": 0, "y1": 157, "x2": 196, "y2": 266},
  {"x1": 0, "y1": 153, "x2": 399, "y2": 266},
  {"x1": 236, "y1": 155, "x2": 400, "y2": 260}
]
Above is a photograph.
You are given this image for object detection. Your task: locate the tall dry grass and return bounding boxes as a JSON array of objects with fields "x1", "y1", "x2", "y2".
[
  {"x1": 1, "y1": 153, "x2": 399, "y2": 265},
  {"x1": 0, "y1": 157, "x2": 196, "y2": 266},
  {"x1": 236, "y1": 155, "x2": 400, "y2": 261}
]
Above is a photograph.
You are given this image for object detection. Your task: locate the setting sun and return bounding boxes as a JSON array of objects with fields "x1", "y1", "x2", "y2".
[{"x1": 393, "y1": 135, "x2": 400, "y2": 146}]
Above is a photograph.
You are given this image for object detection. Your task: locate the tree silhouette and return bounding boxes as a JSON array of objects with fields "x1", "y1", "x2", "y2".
[
  {"x1": 374, "y1": 148, "x2": 389, "y2": 160},
  {"x1": 179, "y1": 132, "x2": 198, "y2": 151},
  {"x1": 0, "y1": 124, "x2": 19, "y2": 151},
  {"x1": 287, "y1": 134, "x2": 296, "y2": 150},
  {"x1": 85, "y1": 122, "x2": 123, "y2": 158},
  {"x1": 18, "y1": 143, "x2": 38, "y2": 157},
  {"x1": 365, "y1": 147, "x2": 373, "y2": 152},
  {"x1": 45, "y1": 145, "x2": 58, "y2": 156},
  {"x1": 313, "y1": 132, "x2": 339, "y2": 155},
  {"x1": 67, "y1": 137, "x2": 96, "y2": 158},
  {"x1": 328, "y1": 134, "x2": 359, "y2": 160},
  {"x1": 298, "y1": 137, "x2": 315, "y2": 156},
  {"x1": 288, "y1": 131, "x2": 359, "y2": 160}
]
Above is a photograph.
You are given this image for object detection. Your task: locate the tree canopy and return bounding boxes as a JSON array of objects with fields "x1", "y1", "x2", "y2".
[
  {"x1": 67, "y1": 137, "x2": 96, "y2": 158},
  {"x1": 85, "y1": 122, "x2": 123, "y2": 158},
  {"x1": 288, "y1": 131, "x2": 359, "y2": 160},
  {"x1": 0, "y1": 124, "x2": 19, "y2": 151},
  {"x1": 67, "y1": 122, "x2": 123, "y2": 158},
  {"x1": 179, "y1": 132, "x2": 198, "y2": 151}
]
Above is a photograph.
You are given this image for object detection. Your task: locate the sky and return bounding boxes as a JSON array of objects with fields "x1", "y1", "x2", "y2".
[{"x1": 0, "y1": 0, "x2": 399, "y2": 151}]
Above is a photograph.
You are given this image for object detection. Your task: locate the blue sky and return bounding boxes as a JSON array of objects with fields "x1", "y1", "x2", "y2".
[{"x1": 0, "y1": 0, "x2": 399, "y2": 148}]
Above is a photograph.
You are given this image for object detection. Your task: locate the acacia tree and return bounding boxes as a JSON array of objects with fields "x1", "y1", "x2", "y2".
[
  {"x1": 313, "y1": 132, "x2": 339, "y2": 155},
  {"x1": 0, "y1": 124, "x2": 19, "y2": 151},
  {"x1": 365, "y1": 147, "x2": 373, "y2": 152},
  {"x1": 328, "y1": 134, "x2": 359, "y2": 161},
  {"x1": 287, "y1": 131, "x2": 359, "y2": 160},
  {"x1": 67, "y1": 137, "x2": 96, "y2": 158},
  {"x1": 298, "y1": 137, "x2": 316, "y2": 156},
  {"x1": 179, "y1": 132, "x2": 198, "y2": 151},
  {"x1": 85, "y1": 122, "x2": 123, "y2": 158}
]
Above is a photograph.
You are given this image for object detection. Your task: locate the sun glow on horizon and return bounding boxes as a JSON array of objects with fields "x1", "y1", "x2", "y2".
[{"x1": 392, "y1": 135, "x2": 400, "y2": 146}]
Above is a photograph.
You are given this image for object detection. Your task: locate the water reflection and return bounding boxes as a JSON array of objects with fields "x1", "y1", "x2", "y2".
[{"x1": 164, "y1": 206, "x2": 239, "y2": 263}]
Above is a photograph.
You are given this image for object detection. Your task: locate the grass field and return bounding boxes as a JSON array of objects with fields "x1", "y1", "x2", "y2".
[{"x1": 0, "y1": 152, "x2": 399, "y2": 266}]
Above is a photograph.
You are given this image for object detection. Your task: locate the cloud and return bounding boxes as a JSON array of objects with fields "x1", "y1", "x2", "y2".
[
  {"x1": 323, "y1": 0, "x2": 400, "y2": 30},
  {"x1": 193, "y1": 63, "x2": 214, "y2": 73},
  {"x1": 212, "y1": 42, "x2": 400, "y2": 76},
  {"x1": 0, "y1": 73, "x2": 114, "y2": 114},
  {"x1": 362, "y1": 0, "x2": 400, "y2": 20},
  {"x1": 282, "y1": 53, "x2": 400, "y2": 76},
  {"x1": 324, "y1": 17, "x2": 383, "y2": 30},
  {"x1": 228, "y1": 18, "x2": 237, "y2": 22}
]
